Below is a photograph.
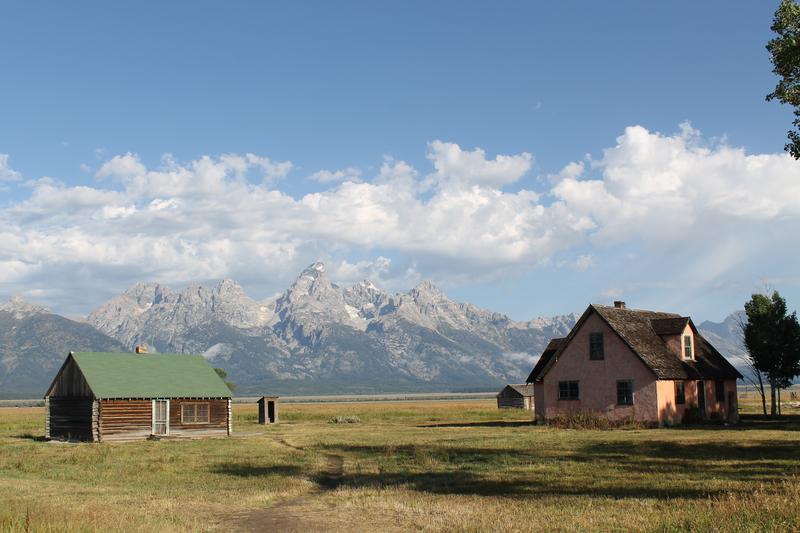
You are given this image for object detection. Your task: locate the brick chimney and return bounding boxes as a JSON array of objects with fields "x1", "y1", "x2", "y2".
[
  {"x1": 135, "y1": 345, "x2": 148, "y2": 354},
  {"x1": 613, "y1": 301, "x2": 626, "y2": 309}
]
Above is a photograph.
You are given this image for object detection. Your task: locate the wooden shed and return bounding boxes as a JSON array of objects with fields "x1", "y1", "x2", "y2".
[
  {"x1": 257, "y1": 396, "x2": 279, "y2": 424},
  {"x1": 496, "y1": 384, "x2": 535, "y2": 410},
  {"x1": 44, "y1": 351, "x2": 233, "y2": 442}
]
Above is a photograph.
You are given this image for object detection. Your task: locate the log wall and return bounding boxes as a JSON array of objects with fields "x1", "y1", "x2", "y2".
[
  {"x1": 96, "y1": 398, "x2": 230, "y2": 442},
  {"x1": 48, "y1": 397, "x2": 93, "y2": 441},
  {"x1": 168, "y1": 399, "x2": 229, "y2": 438},
  {"x1": 99, "y1": 399, "x2": 152, "y2": 442}
]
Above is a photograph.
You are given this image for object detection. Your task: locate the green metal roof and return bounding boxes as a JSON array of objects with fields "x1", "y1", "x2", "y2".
[{"x1": 69, "y1": 352, "x2": 232, "y2": 399}]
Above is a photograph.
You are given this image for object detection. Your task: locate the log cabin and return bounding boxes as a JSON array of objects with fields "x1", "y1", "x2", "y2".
[
  {"x1": 496, "y1": 384, "x2": 534, "y2": 410},
  {"x1": 44, "y1": 351, "x2": 233, "y2": 442}
]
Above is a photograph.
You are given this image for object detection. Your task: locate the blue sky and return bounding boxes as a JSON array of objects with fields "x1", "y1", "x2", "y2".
[{"x1": 1, "y1": 1, "x2": 799, "y2": 322}]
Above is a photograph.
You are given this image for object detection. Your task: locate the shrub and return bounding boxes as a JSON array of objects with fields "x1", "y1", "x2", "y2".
[
  {"x1": 547, "y1": 410, "x2": 643, "y2": 430},
  {"x1": 328, "y1": 416, "x2": 361, "y2": 424},
  {"x1": 681, "y1": 405, "x2": 704, "y2": 425}
]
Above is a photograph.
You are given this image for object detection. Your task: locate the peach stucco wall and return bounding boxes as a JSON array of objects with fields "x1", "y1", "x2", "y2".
[
  {"x1": 540, "y1": 312, "x2": 659, "y2": 422},
  {"x1": 656, "y1": 379, "x2": 739, "y2": 424},
  {"x1": 533, "y1": 382, "x2": 545, "y2": 421}
]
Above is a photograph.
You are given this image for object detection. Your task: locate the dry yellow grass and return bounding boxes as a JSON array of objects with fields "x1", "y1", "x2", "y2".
[{"x1": 1, "y1": 399, "x2": 799, "y2": 532}]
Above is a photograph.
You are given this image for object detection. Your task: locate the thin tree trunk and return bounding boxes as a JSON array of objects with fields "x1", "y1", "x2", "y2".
[
  {"x1": 770, "y1": 379, "x2": 777, "y2": 416},
  {"x1": 778, "y1": 387, "x2": 782, "y2": 415},
  {"x1": 756, "y1": 370, "x2": 767, "y2": 416}
]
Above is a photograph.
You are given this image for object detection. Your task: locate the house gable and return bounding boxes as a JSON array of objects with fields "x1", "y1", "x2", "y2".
[
  {"x1": 538, "y1": 310, "x2": 660, "y2": 421},
  {"x1": 45, "y1": 354, "x2": 94, "y2": 398}
]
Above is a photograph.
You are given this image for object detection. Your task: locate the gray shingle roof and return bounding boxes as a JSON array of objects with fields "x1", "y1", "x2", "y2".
[
  {"x1": 526, "y1": 338, "x2": 565, "y2": 383},
  {"x1": 498, "y1": 383, "x2": 535, "y2": 397}
]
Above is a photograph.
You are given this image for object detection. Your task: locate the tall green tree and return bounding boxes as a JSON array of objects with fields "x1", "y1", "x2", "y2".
[
  {"x1": 767, "y1": 0, "x2": 800, "y2": 158},
  {"x1": 742, "y1": 291, "x2": 800, "y2": 415}
]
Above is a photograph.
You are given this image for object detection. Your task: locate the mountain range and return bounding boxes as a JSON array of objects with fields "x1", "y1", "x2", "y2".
[{"x1": 0, "y1": 262, "x2": 746, "y2": 398}]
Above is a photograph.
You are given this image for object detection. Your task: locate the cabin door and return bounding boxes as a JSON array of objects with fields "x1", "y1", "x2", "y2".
[{"x1": 152, "y1": 399, "x2": 169, "y2": 435}]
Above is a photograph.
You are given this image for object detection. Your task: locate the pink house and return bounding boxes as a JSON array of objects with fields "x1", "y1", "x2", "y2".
[{"x1": 527, "y1": 302, "x2": 741, "y2": 425}]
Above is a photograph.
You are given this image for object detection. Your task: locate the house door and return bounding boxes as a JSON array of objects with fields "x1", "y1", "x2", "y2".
[
  {"x1": 268, "y1": 400, "x2": 275, "y2": 423},
  {"x1": 697, "y1": 381, "x2": 706, "y2": 417},
  {"x1": 152, "y1": 399, "x2": 169, "y2": 435}
]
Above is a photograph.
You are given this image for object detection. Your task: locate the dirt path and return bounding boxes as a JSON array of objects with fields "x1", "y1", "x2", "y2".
[{"x1": 226, "y1": 435, "x2": 348, "y2": 532}]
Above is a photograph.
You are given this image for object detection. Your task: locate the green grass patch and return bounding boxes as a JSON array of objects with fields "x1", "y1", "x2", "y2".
[{"x1": 1, "y1": 399, "x2": 799, "y2": 532}]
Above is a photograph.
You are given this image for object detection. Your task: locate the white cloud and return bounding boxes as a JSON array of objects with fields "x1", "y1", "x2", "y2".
[
  {"x1": 95, "y1": 153, "x2": 146, "y2": 180},
  {"x1": 0, "y1": 154, "x2": 21, "y2": 182},
  {"x1": 309, "y1": 167, "x2": 362, "y2": 183},
  {"x1": 1, "y1": 126, "x2": 799, "y2": 315},
  {"x1": 551, "y1": 123, "x2": 800, "y2": 246},
  {"x1": 574, "y1": 254, "x2": 594, "y2": 271},
  {"x1": 426, "y1": 141, "x2": 533, "y2": 188}
]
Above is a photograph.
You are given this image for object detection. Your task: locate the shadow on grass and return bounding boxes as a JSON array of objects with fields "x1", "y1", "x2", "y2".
[
  {"x1": 211, "y1": 463, "x2": 305, "y2": 478},
  {"x1": 418, "y1": 420, "x2": 535, "y2": 428},
  {"x1": 735, "y1": 414, "x2": 800, "y2": 431},
  {"x1": 308, "y1": 436, "x2": 800, "y2": 499},
  {"x1": 13, "y1": 433, "x2": 48, "y2": 442},
  {"x1": 333, "y1": 470, "x2": 727, "y2": 499},
  {"x1": 667, "y1": 414, "x2": 800, "y2": 432}
]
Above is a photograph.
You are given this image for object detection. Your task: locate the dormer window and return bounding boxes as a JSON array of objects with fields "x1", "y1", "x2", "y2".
[{"x1": 683, "y1": 335, "x2": 693, "y2": 359}]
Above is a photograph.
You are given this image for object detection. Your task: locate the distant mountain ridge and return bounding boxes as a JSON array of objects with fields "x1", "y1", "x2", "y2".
[
  {"x1": 0, "y1": 298, "x2": 126, "y2": 398},
  {"x1": 83, "y1": 262, "x2": 579, "y2": 395},
  {"x1": 0, "y1": 266, "x2": 751, "y2": 398}
]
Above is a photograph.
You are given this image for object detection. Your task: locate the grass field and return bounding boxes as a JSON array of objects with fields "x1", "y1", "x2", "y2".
[{"x1": 1, "y1": 398, "x2": 799, "y2": 532}]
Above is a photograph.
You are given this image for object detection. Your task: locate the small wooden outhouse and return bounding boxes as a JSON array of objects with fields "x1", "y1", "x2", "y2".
[
  {"x1": 496, "y1": 384, "x2": 535, "y2": 410},
  {"x1": 257, "y1": 396, "x2": 279, "y2": 424},
  {"x1": 44, "y1": 351, "x2": 233, "y2": 442}
]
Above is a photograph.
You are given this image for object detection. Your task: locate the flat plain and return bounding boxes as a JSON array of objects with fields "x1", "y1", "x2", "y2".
[{"x1": 1, "y1": 397, "x2": 799, "y2": 532}]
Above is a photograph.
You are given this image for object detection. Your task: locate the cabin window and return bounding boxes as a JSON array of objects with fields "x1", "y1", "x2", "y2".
[
  {"x1": 558, "y1": 380, "x2": 579, "y2": 400},
  {"x1": 675, "y1": 382, "x2": 686, "y2": 405},
  {"x1": 617, "y1": 380, "x2": 634, "y2": 405},
  {"x1": 683, "y1": 335, "x2": 693, "y2": 359},
  {"x1": 181, "y1": 402, "x2": 210, "y2": 424},
  {"x1": 715, "y1": 380, "x2": 725, "y2": 402},
  {"x1": 589, "y1": 332, "x2": 604, "y2": 360}
]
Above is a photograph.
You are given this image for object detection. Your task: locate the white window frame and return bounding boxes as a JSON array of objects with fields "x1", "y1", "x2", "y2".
[
  {"x1": 683, "y1": 334, "x2": 694, "y2": 360},
  {"x1": 152, "y1": 398, "x2": 170, "y2": 436},
  {"x1": 181, "y1": 402, "x2": 210, "y2": 425}
]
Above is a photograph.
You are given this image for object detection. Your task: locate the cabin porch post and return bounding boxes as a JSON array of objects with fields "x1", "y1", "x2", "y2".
[
  {"x1": 227, "y1": 399, "x2": 232, "y2": 436},
  {"x1": 44, "y1": 397, "x2": 50, "y2": 439}
]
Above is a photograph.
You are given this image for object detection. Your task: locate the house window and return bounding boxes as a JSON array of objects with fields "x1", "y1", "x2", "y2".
[
  {"x1": 558, "y1": 380, "x2": 579, "y2": 400},
  {"x1": 589, "y1": 332, "x2": 604, "y2": 360},
  {"x1": 675, "y1": 382, "x2": 686, "y2": 405},
  {"x1": 683, "y1": 335, "x2": 693, "y2": 359},
  {"x1": 715, "y1": 380, "x2": 725, "y2": 402},
  {"x1": 181, "y1": 402, "x2": 210, "y2": 424},
  {"x1": 617, "y1": 380, "x2": 634, "y2": 405}
]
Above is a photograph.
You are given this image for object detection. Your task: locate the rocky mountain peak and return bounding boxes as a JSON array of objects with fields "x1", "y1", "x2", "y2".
[
  {"x1": 411, "y1": 279, "x2": 443, "y2": 296},
  {"x1": 343, "y1": 280, "x2": 390, "y2": 319},
  {"x1": 0, "y1": 295, "x2": 49, "y2": 319},
  {"x1": 122, "y1": 282, "x2": 174, "y2": 307},
  {"x1": 284, "y1": 262, "x2": 336, "y2": 300}
]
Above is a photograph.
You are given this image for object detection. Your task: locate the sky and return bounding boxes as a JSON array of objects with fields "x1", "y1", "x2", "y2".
[{"x1": 1, "y1": 1, "x2": 799, "y2": 322}]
